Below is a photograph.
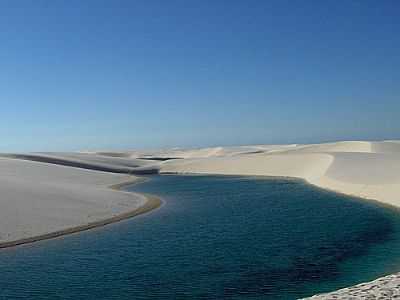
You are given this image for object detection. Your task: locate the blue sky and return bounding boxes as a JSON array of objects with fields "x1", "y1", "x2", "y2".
[{"x1": 0, "y1": 1, "x2": 399, "y2": 151}]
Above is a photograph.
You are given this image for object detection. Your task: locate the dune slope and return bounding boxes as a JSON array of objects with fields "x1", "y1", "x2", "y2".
[
  {"x1": 160, "y1": 141, "x2": 400, "y2": 208},
  {"x1": 0, "y1": 157, "x2": 155, "y2": 246}
]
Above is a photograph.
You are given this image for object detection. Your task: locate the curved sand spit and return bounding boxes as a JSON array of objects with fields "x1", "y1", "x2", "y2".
[
  {"x1": 0, "y1": 157, "x2": 161, "y2": 248},
  {"x1": 1, "y1": 140, "x2": 400, "y2": 298}
]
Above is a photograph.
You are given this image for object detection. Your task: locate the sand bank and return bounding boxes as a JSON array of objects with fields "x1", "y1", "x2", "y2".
[
  {"x1": 0, "y1": 157, "x2": 161, "y2": 248},
  {"x1": 0, "y1": 196, "x2": 161, "y2": 249},
  {"x1": 301, "y1": 273, "x2": 400, "y2": 299}
]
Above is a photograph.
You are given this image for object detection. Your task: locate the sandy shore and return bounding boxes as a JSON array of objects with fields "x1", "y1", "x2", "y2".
[
  {"x1": 0, "y1": 195, "x2": 161, "y2": 249},
  {"x1": 0, "y1": 157, "x2": 161, "y2": 248},
  {"x1": 301, "y1": 273, "x2": 400, "y2": 299}
]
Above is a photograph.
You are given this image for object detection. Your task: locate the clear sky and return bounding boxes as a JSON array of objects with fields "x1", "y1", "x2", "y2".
[{"x1": 1, "y1": 1, "x2": 399, "y2": 151}]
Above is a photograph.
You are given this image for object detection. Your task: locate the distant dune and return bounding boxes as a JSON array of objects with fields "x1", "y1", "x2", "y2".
[
  {"x1": 1, "y1": 152, "x2": 158, "y2": 174},
  {"x1": 160, "y1": 141, "x2": 400, "y2": 208}
]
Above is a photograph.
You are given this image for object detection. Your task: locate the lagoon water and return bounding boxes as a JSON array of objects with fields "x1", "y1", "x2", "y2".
[{"x1": 1, "y1": 175, "x2": 400, "y2": 299}]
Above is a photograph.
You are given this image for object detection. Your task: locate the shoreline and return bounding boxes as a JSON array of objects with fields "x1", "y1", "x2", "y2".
[
  {"x1": 0, "y1": 177, "x2": 162, "y2": 250},
  {"x1": 306, "y1": 179, "x2": 400, "y2": 213},
  {"x1": 162, "y1": 172, "x2": 400, "y2": 212}
]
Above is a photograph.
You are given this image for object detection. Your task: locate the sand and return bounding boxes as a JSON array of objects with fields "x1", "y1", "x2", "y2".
[
  {"x1": 1, "y1": 152, "x2": 158, "y2": 174},
  {"x1": 0, "y1": 157, "x2": 160, "y2": 247},
  {"x1": 159, "y1": 141, "x2": 400, "y2": 208},
  {"x1": 301, "y1": 274, "x2": 400, "y2": 299}
]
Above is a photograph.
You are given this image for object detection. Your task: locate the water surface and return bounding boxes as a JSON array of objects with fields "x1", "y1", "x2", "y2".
[{"x1": 1, "y1": 175, "x2": 400, "y2": 299}]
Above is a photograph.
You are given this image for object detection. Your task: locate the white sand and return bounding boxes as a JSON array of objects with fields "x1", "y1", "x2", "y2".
[
  {"x1": 301, "y1": 274, "x2": 400, "y2": 299},
  {"x1": 160, "y1": 141, "x2": 400, "y2": 208},
  {"x1": 0, "y1": 157, "x2": 149, "y2": 245},
  {"x1": 2, "y1": 152, "x2": 157, "y2": 174}
]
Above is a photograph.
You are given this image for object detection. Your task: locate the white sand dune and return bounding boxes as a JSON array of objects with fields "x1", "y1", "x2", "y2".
[
  {"x1": 311, "y1": 152, "x2": 400, "y2": 207},
  {"x1": 160, "y1": 141, "x2": 400, "y2": 208},
  {"x1": 285, "y1": 141, "x2": 373, "y2": 153},
  {"x1": 161, "y1": 152, "x2": 334, "y2": 181},
  {"x1": 128, "y1": 144, "x2": 299, "y2": 159},
  {"x1": 131, "y1": 146, "x2": 228, "y2": 159},
  {"x1": 371, "y1": 140, "x2": 400, "y2": 153},
  {"x1": 0, "y1": 157, "x2": 156, "y2": 246},
  {"x1": 1, "y1": 152, "x2": 158, "y2": 174},
  {"x1": 40, "y1": 152, "x2": 153, "y2": 168}
]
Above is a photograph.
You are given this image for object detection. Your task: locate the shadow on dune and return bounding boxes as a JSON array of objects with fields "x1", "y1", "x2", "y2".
[{"x1": 0, "y1": 154, "x2": 159, "y2": 175}]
